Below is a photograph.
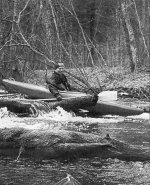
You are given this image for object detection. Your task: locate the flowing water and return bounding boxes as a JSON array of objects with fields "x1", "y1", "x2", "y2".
[{"x1": 0, "y1": 106, "x2": 150, "y2": 185}]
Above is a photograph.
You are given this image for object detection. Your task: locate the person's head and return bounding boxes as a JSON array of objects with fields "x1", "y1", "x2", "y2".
[{"x1": 54, "y1": 63, "x2": 65, "y2": 73}]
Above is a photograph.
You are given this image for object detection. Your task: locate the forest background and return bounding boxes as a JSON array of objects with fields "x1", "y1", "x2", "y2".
[{"x1": 0, "y1": 0, "x2": 149, "y2": 99}]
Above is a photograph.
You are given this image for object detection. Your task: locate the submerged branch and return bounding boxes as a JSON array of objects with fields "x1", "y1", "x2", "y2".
[{"x1": 0, "y1": 128, "x2": 149, "y2": 161}]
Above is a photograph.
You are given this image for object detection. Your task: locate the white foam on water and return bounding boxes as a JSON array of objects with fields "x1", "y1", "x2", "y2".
[
  {"x1": 127, "y1": 113, "x2": 150, "y2": 120},
  {"x1": 0, "y1": 117, "x2": 46, "y2": 130},
  {"x1": 0, "y1": 107, "x2": 17, "y2": 119},
  {"x1": 38, "y1": 106, "x2": 124, "y2": 124},
  {"x1": 0, "y1": 107, "x2": 62, "y2": 131},
  {"x1": 0, "y1": 107, "x2": 124, "y2": 131}
]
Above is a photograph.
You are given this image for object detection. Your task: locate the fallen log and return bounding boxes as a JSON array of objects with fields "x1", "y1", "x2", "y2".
[
  {"x1": 0, "y1": 128, "x2": 149, "y2": 162},
  {"x1": 0, "y1": 128, "x2": 110, "y2": 160},
  {"x1": 49, "y1": 94, "x2": 98, "y2": 111},
  {"x1": 0, "y1": 98, "x2": 38, "y2": 117},
  {"x1": 100, "y1": 134, "x2": 150, "y2": 162},
  {"x1": 0, "y1": 95, "x2": 98, "y2": 117}
]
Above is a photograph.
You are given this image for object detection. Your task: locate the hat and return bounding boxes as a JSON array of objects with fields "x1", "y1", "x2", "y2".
[{"x1": 54, "y1": 63, "x2": 65, "y2": 70}]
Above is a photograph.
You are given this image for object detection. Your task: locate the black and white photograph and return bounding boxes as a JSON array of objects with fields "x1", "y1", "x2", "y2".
[{"x1": 0, "y1": 0, "x2": 150, "y2": 184}]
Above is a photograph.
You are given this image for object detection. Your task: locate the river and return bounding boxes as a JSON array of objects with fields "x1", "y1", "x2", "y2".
[{"x1": 0, "y1": 106, "x2": 150, "y2": 185}]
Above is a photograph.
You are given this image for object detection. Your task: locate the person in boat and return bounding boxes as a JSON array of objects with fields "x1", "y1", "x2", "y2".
[{"x1": 46, "y1": 63, "x2": 75, "y2": 101}]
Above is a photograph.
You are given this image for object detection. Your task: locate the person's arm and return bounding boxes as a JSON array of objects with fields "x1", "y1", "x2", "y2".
[
  {"x1": 57, "y1": 84, "x2": 66, "y2": 91},
  {"x1": 69, "y1": 85, "x2": 79, "y2": 91},
  {"x1": 62, "y1": 74, "x2": 81, "y2": 91},
  {"x1": 46, "y1": 73, "x2": 58, "y2": 85},
  {"x1": 64, "y1": 79, "x2": 79, "y2": 91},
  {"x1": 61, "y1": 74, "x2": 71, "y2": 91},
  {"x1": 46, "y1": 73, "x2": 66, "y2": 91}
]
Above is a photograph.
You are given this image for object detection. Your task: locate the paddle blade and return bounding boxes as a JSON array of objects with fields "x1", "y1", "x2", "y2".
[{"x1": 98, "y1": 91, "x2": 117, "y2": 101}]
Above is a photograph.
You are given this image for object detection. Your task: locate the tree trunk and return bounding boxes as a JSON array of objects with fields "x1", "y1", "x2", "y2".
[
  {"x1": 131, "y1": 0, "x2": 149, "y2": 67},
  {"x1": 120, "y1": 2, "x2": 138, "y2": 72},
  {"x1": 89, "y1": 1, "x2": 96, "y2": 63},
  {"x1": 0, "y1": 95, "x2": 98, "y2": 117},
  {"x1": 0, "y1": 128, "x2": 149, "y2": 161},
  {"x1": 148, "y1": 0, "x2": 150, "y2": 61}
]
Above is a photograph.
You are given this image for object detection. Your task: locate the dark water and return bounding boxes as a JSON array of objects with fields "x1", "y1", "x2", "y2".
[
  {"x1": 0, "y1": 109, "x2": 150, "y2": 185},
  {"x1": 0, "y1": 156, "x2": 150, "y2": 185}
]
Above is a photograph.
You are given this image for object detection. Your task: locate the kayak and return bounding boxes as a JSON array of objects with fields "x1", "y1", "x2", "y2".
[
  {"x1": 2, "y1": 79, "x2": 87, "y2": 99},
  {"x1": 86, "y1": 100, "x2": 144, "y2": 116},
  {"x1": 2, "y1": 79, "x2": 144, "y2": 116}
]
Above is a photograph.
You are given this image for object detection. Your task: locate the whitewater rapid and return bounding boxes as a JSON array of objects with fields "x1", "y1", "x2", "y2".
[{"x1": 0, "y1": 106, "x2": 149, "y2": 131}]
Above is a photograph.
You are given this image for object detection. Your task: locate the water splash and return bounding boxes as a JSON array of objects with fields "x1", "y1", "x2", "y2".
[
  {"x1": 0, "y1": 106, "x2": 124, "y2": 132},
  {"x1": 0, "y1": 107, "x2": 17, "y2": 119},
  {"x1": 1, "y1": 105, "x2": 148, "y2": 135},
  {"x1": 38, "y1": 106, "x2": 76, "y2": 121},
  {"x1": 38, "y1": 106, "x2": 124, "y2": 124},
  {"x1": 127, "y1": 113, "x2": 150, "y2": 120}
]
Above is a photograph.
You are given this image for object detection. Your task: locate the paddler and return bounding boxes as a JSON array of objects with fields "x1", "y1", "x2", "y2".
[{"x1": 46, "y1": 63, "x2": 75, "y2": 101}]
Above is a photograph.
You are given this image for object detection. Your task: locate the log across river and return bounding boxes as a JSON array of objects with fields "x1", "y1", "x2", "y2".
[
  {"x1": 0, "y1": 95, "x2": 98, "y2": 117},
  {"x1": 0, "y1": 96, "x2": 148, "y2": 117},
  {"x1": 0, "y1": 128, "x2": 149, "y2": 162}
]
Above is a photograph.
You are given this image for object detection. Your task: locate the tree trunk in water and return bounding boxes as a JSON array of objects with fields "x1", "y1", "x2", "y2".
[
  {"x1": 120, "y1": 2, "x2": 138, "y2": 72},
  {"x1": 0, "y1": 95, "x2": 98, "y2": 117},
  {"x1": 0, "y1": 128, "x2": 149, "y2": 161}
]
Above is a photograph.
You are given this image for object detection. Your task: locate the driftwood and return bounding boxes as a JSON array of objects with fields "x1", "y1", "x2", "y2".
[
  {"x1": 100, "y1": 134, "x2": 150, "y2": 162},
  {"x1": 0, "y1": 128, "x2": 149, "y2": 161},
  {"x1": 0, "y1": 95, "x2": 98, "y2": 117},
  {"x1": 0, "y1": 128, "x2": 111, "y2": 160},
  {"x1": 49, "y1": 94, "x2": 98, "y2": 111},
  {"x1": 0, "y1": 99, "x2": 34, "y2": 116}
]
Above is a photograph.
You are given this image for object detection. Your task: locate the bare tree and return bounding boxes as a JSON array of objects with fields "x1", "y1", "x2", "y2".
[
  {"x1": 0, "y1": 0, "x2": 55, "y2": 80},
  {"x1": 120, "y1": 1, "x2": 138, "y2": 72}
]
